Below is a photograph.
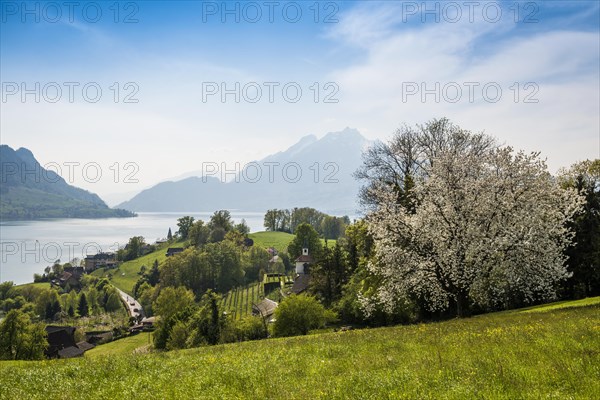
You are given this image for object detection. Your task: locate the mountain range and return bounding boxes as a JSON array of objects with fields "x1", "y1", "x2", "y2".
[
  {"x1": 117, "y1": 128, "x2": 370, "y2": 215},
  {"x1": 0, "y1": 145, "x2": 135, "y2": 220},
  {"x1": 0, "y1": 128, "x2": 371, "y2": 219}
]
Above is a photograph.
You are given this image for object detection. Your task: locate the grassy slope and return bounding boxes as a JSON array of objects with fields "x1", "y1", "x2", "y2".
[
  {"x1": 15, "y1": 282, "x2": 50, "y2": 290},
  {"x1": 248, "y1": 231, "x2": 295, "y2": 252},
  {"x1": 1, "y1": 297, "x2": 598, "y2": 399},
  {"x1": 84, "y1": 333, "x2": 152, "y2": 358},
  {"x1": 91, "y1": 241, "x2": 184, "y2": 295},
  {"x1": 249, "y1": 231, "x2": 336, "y2": 252}
]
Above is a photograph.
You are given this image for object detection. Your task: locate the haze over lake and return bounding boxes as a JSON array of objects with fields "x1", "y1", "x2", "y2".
[{"x1": 0, "y1": 212, "x2": 265, "y2": 285}]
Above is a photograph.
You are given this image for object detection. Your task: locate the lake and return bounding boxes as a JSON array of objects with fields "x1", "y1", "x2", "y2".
[{"x1": 0, "y1": 212, "x2": 265, "y2": 285}]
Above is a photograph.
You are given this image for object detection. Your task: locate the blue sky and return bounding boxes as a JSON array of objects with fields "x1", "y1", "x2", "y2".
[{"x1": 1, "y1": 1, "x2": 599, "y2": 203}]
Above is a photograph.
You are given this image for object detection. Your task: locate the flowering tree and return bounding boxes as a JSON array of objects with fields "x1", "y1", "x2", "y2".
[
  {"x1": 355, "y1": 118, "x2": 495, "y2": 211},
  {"x1": 365, "y1": 131, "x2": 583, "y2": 317}
]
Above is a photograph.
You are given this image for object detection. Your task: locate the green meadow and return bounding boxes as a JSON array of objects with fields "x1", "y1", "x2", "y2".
[
  {"x1": 1, "y1": 297, "x2": 598, "y2": 399},
  {"x1": 91, "y1": 241, "x2": 185, "y2": 295},
  {"x1": 15, "y1": 282, "x2": 51, "y2": 291},
  {"x1": 248, "y1": 231, "x2": 336, "y2": 251},
  {"x1": 84, "y1": 332, "x2": 153, "y2": 358},
  {"x1": 248, "y1": 231, "x2": 295, "y2": 252}
]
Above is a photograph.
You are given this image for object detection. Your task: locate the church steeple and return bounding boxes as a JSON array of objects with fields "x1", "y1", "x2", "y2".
[{"x1": 295, "y1": 243, "x2": 313, "y2": 275}]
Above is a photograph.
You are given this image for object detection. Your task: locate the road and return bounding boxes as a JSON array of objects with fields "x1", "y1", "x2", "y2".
[{"x1": 116, "y1": 288, "x2": 144, "y2": 320}]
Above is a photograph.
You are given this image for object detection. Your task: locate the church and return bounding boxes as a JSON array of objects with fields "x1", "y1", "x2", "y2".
[{"x1": 291, "y1": 246, "x2": 313, "y2": 294}]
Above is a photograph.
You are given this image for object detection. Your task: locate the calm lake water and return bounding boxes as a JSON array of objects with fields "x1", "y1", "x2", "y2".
[{"x1": 0, "y1": 212, "x2": 265, "y2": 285}]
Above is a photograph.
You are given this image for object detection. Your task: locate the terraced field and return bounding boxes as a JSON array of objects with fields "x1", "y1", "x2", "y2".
[
  {"x1": 221, "y1": 274, "x2": 294, "y2": 320},
  {"x1": 220, "y1": 282, "x2": 263, "y2": 320}
]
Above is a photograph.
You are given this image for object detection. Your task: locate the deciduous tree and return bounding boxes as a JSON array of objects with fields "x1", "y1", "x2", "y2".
[
  {"x1": 104, "y1": 291, "x2": 122, "y2": 313},
  {"x1": 209, "y1": 210, "x2": 233, "y2": 233},
  {"x1": 153, "y1": 286, "x2": 196, "y2": 320},
  {"x1": 287, "y1": 223, "x2": 323, "y2": 260},
  {"x1": 189, "y1": 220, "x2": 210, "y2": 247},
  {"x1": 366, "y1": 135, "x2": 582, "y2": 316},
  {"x1": 177, "y1": 216, "x2": 195, "y2": 240},
  {"x1": 0, "y1": 309, "x2": 47, "y2": 360}
]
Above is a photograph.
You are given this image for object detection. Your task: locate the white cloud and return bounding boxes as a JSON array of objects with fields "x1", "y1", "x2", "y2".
[{"x1": 326, "y1": 3, "x2": 599, "y2": 172}]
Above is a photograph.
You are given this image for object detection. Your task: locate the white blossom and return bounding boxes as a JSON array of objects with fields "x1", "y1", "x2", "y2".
[{"x1": 366, "y1": 146, "x2": 584, "y2": 316}]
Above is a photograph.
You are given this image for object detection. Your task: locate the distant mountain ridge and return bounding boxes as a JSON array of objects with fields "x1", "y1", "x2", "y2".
[
  {"x1": 117, "y1": 128, "x2": 370, "y2": 214},
  {"x1": 0, "y1": 145, "x2": 135, "y2": 220}
]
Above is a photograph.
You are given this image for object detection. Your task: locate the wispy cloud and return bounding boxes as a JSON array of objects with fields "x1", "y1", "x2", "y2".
[{"x1": 325, "y1": 2, "x2": 599, "y2": 171}]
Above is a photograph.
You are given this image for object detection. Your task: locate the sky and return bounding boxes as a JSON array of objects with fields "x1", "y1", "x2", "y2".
[{"x1": 1, "y1": 0, "x2": 599, "y2": 204}]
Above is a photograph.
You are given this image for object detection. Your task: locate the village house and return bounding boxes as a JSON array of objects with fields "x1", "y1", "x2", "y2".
[
  {"x1": 165, "y1": 247, "x2": 184, "y2": 257},
  {"x1": 45, "y1": 326, "x2": 94, "y2": 359},
  {"x1": 141, "y1": 316, "x2": 156, "y2": 329},
  {"x1": 85, "y1": 330, "x2": 113, "y2": 345},
  {"x1": 84, "y1": 252, "x2": 117, "y2": 272},
  {"x1": 268, "y1": 254, "x2": 279, "y2": 271},
  {"x1": 51, "y1": 266, "x2": 84, "y2": 290},
  {"x1": 140, "y1": 244, "x2": 154, "y2": 255},
  {"x1": 252, "y1": 298, "x2": 278, "y2": 322}
]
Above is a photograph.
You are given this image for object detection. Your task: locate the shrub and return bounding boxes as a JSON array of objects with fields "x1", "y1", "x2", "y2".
[
  {"x1": 273, "y1": 295, "x2": 332, "y2": 337},
  {"x1": 222, "y1": 316, "x2": 268, "y2": 343}
]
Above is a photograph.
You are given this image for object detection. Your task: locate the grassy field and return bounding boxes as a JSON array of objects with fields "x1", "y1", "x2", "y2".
[
  {"x1": 248, "y1": 231, "x2": 295, "y2": 252},
  {"x1": 516, "y1": 296, "x2": 600, "y2": 313},
  {"x1": 1, "y1": 297, "x2": 598, "y2": 399},
  {"x1": 91, "y1": 241, "x2": 184, "y2": 295},
  {"x1": 15, "y1": 282, "x2": 50, "y2": 290},
  {"x1": 249, "y1": 231, "x2": 336, "y2": 252},
  {"x1": 84, "y1": 333, "x2": 152, "y2": 358}
]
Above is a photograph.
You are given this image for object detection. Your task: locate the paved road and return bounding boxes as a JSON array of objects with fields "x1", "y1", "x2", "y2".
[{"x1": 116, "y1": 288, "x2": 144, "y2": 320}]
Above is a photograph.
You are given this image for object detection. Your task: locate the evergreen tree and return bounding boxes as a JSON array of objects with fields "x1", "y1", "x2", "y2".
[
  {"x1": 78, "y1": 293, "x2": 89, "y2": 317},
  {"x1": 44, "y1": 303, "x2": 54, "y2": 320},
  {"x1": 51, "y1": 300, "x2": 61, "y2": 319},
  {"x1": 167, "y1": 228, "x2": 173, "y2": 241},
  {"x1": 148, "y1": 259, "x2": 160, "y2": 286}
]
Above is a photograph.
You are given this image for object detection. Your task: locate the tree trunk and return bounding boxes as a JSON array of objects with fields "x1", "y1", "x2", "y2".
[{"x1": 456, "y1": 292, "x2": 471, "y2": 317}]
